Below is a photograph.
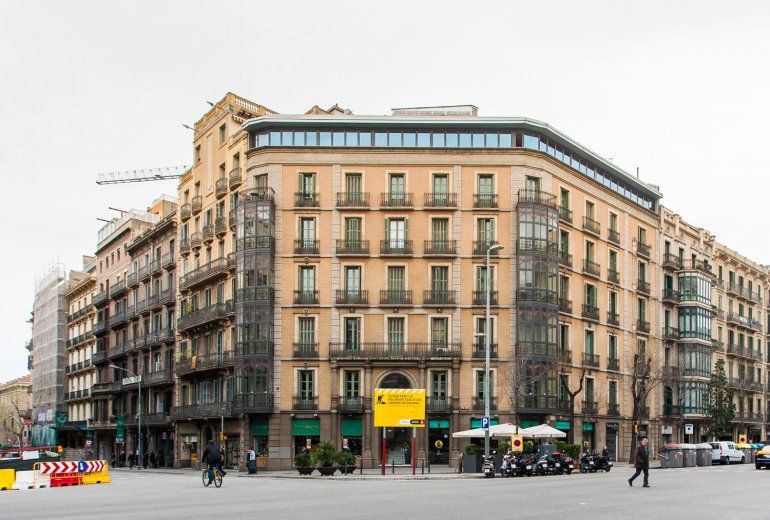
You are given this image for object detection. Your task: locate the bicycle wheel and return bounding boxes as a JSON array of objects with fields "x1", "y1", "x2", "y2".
[
  {"x1": 214, "y1": 471, "x2": 223, "y2": 488},
  {"x1": 202, "y1": 469, "x2": 211, "y2": 487}
]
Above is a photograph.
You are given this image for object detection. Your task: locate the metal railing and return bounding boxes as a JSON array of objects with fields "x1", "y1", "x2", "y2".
[
  {"x1": 191, "y1": 196, "x2": 202, "y2": 214},
  {"x1": 583, "y1": 259, "x2": 600, "y2": 277},
  {"x1": 336, "y1": 192, "x2": 370, "y2": 207},
  {"x1": 471, "y1": 343, "x2": 498, "y2": 359},
  {"x1": 472, "y1": 240, "x2": 498, "y2": 256},
  {"x1": 637, "y1": 279, "x2": 651, "y2": 294},
  {"x1": 424, "y1": 240, "x2": 457, "y2": 255},
  {"x1": 636, "y1": 320, "x2": 651, "y2": 334},
  {"x1": 582, "y1": 304, "x2": 599, "y2": 321},
  {"x1": 293, "y1": 290, "x2": 319, "y2": 305},
  {"x1": 423, "y1": 290, "x2": 456, "y2": 306},
  {"x1": 380, "y1": 239, "x2": 413, "y2": 255},
  {"x1": 294, "y1": 239, "x2": 320, "y2": 255},
  {"x1": 329, "y1": 342, "x2": 461, "y2": 360},
  {"x1": 379, "y1": 290, "x2": 413, "y2": 305},
  {"x1": 228, "y1": 168, "x2": 242, "y2": 189},
  {"x1": 583, "y1": 216, "x2": 600, "y2": 235},
  {"x1": 380, "y1": 192, "x2": 413, "y2": 207},
  {"x1": 636, "y1": 242, "x2": 651, "y2": 258},
  {"x1": 473, "y1": 193, "x2": 498, "y2": 208},
  {"x1": 608, "y1": 229, "x2": 620, "y2": 245},
  {"x1": 473, "y1": 290, "x2": 499, "y2": 306},
  {"x1": 582, "y1": 353, "x2": 599, "y2": 368},
  {"x1": 335, "y1": 239, "x2": 370, "y2": 255},
  {"x1": 424, "y1": 192, "x2": 457, "y2": 207},
  {"x1": 293, "y1": 342, "x2": 318, "y2": 358},
  {"x1": 295, "y1": 192, "x2": 319, "y2": 207},
  {"x1": 607, "y1": 311, "x2": 619, "y2": 327},
  {"x1": 176, "y1": 351, "x2": 234, "y2": 376},
  {"x1": 558, "y1": 206, "x2": 573, "y2": 223}
]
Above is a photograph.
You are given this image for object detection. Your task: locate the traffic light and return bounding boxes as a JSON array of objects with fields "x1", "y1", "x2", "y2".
[{"x1": 633, "y1": 421, "x2": 639, "y2": 434}]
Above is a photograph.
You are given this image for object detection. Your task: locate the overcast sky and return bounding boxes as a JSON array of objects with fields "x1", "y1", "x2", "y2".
[{"x1": 1, "y1": 0, "x2": 768, "y2": 382}]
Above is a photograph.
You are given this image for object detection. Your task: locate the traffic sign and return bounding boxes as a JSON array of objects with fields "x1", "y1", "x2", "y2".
[
  {"x1": 684, "y1": 424, "x2": 694, "y2": 435},
  {"x1": 511, "y1": 435, "x2": 523, "y2": 452},
  {"x1": 77, "y1": 461, "x2": 87, "y2": 473},
  {"x1": 434, "y1": 440, "x2": 443, "y2": 449},
  {"x1": 481, "y1": 416, "x2": 490, "y2": 430}
]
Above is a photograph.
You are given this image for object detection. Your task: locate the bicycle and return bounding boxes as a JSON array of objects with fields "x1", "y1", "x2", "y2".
[{"x1": 202, "y1": 464, "x2": 223, "y2": 488}]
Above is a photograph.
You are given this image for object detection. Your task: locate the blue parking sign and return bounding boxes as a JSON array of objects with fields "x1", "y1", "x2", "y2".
[{"x1": 481, "y1": 416, "x2": 490, "y2": 430}]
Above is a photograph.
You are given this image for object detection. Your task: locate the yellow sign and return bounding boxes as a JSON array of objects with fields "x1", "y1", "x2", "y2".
[
  {"x1": 434, "y1": 440, "x2": 443, "y2": 449},
  {"x1": 511, "y1": 435, "x2": 523, "y2": 452},
  {"x1": 739, "y1": 435, "x2": 747, "y2": 444},
  {"x1": 373, "y1": 389, "x2": 426, "y2": 428}
]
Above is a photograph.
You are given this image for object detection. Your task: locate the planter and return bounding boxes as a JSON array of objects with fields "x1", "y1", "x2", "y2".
[
  {"x1": 296, "y1": 466, "x2": 315, "y2": 475},
  {"x1": 338, "y1": 465, "x2": 356, "y2": 475},
  {"x1": 317, "y1": 466, "x2": 337, "y2": 476},
  {"x1": 462, "y1": 453, "x2": 483, "y2": 473}
]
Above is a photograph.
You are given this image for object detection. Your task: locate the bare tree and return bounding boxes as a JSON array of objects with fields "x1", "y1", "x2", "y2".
[
  {"x1": 729, "y1": 364, "x2": 757, "y2": 439},
  {"x1": 559, "y1": 368, "x2": 586, "y2": 444},
  {"x1": 628, "y1": 340, "x2": 664, "y2": 463},
  {"x1": 500, "y1": 343, "x2": 559, "y2": 427},
  {"x1": 2, "y1": 398, "x2": 28, "y2": 448}
]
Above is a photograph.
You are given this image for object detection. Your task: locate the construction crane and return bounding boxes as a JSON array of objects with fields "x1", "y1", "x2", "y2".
[{"x1": 96, "y1": 165, "x2": 191, "y2": 185}]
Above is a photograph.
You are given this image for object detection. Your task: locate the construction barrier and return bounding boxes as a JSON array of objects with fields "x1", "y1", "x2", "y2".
[
  {"x1": 0, "y1": 469, "x2": 14, "y2": 490},
  {"x1": 38, "y1": 461, "x2": 82, "y2": 487},
  {"x1": 81, "y1": 461, "x2": 110, "y2": 484},
  {"x1": 11, "y1": 471, "x2": 36, "y2": 490}
]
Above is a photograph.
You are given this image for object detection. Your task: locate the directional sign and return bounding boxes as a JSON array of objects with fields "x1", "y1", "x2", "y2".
[
  {"x1": 481, "y1": 416, "x2": 490, "y2": 430},
  {"x1": 77, "y1": 461, "x2": 87, "y2": 473},
  {"x1": 39, "y1": 461, "x2": 79, "y2": 474}
]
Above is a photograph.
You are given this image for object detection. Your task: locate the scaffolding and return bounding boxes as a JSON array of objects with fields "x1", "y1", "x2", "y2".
[{"x1": 30, "y1": 266, "x2": 69, "y2": 446}]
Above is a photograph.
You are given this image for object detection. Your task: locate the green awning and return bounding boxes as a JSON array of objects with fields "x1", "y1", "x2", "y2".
[
  {"x1": 471, "y1": 418, "x2": 500, "y2": 428},
  {"x1": 252, "y1": 418, "x2": 269, "y2": 436},
  {"x1": 341, "y1": 418, "x2": 362, "y2": 437},
  {"x1": 582, "y1": 422, "x2": 594, "y2": 431},
  {"x1": 555, "y1": 421, "x2": 571, "y2": 430},
  {"x1": 292, "y1": 418, "x2": 320, "y2": 436},
  {"x1": 521, "y1": 420, "x2": 540, "y2": 429},
  {"x1": 429, "y1": 419, "x2": 450, "y2": 429}
]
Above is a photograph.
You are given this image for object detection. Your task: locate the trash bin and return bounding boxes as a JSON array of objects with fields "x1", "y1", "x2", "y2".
[
  {"x1": 681, "y1": 444, "x2": 697, "y2": 467},
  {"x1": 695, "y1": 443, "x2": 712, "y2": 466},
  {"x1": 661, "y1": 443, "x2": 683, "y2": 469}
]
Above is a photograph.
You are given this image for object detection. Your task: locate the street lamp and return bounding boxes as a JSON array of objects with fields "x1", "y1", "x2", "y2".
[
  {"x1": 110, "y1": 364, "x2": 142, "y2": 469},
  {"x1": 479, "y1": 243, "x2": 504, "y2": 460}
]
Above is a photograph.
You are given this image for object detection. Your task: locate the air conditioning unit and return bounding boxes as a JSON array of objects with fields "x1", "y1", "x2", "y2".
[{"x1": 155, "y1": 361, "x2": 163, "y2": 372}]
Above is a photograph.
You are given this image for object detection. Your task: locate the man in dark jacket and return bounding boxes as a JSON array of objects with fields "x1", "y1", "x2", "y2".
[
  {"x1": 628, "y1": 437, "x2": 650, "y2": 487},
  {"x1": 202, "y1": 440, "x2": 226, "y2": 485}
]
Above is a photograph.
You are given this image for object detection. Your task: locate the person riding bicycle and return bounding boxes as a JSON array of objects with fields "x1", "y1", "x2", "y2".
[{"x1": 202, "y1": 440, "x2": 226, "y2": 485}]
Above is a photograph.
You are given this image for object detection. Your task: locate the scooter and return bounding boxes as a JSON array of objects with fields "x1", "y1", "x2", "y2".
[
  {"x1": 559, "y1": 452, "x2": 576, "y2": 475},
  {"x1": 500, "y1": 453, "x2": 515, "y2": 478},
  {"x1": 483, "y1": 454, "x2": 496, "y2": 478},
  {"x1": 547, "y1": 451, "x2": 564, "y2": 475},
  {"x1": 535, "y1": 455, "x2": 552, "y2": 476},
  {"x1": 596, "y1": 454, "x2": 613, "y2": 472},
  {"x1": 516, "y1": 454, "x2": 536, "y2": 477},
  {"x1": 580, "y1": 453, "x2": 598, "y2": 473}
]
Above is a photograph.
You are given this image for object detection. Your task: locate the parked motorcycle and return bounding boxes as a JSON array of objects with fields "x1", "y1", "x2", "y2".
[
  {"x1": 547, "y1": 451, "x2": 564, "y2": 475},
  {"x1": 483, "y1": 454, "x2": 496, "y2": 478},
  {"x1": 558, "y1": 452, "x2": 576, "y2": 475},
  {"x1": 580, "y1": 452, "x2": 598, "y2": 473},
  {"x1": 535, "y1": 455, "x2": 552, "y2": 476},
  {"x1": 595, "y1": 453, "x2": 613, "y2": 472},
  {"x1": 500, "y1": 453, "x2": 515, "y2": 478},
  {"x1": 516, "y1": 454, "x2": 536, "y2": 477}
]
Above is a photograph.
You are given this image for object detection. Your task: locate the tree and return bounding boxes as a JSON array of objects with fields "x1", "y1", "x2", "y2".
[
  {"x1": 628, "y1": 340, "x2": 664, "y2": 463},
  {"x1": 706, "y1": 358, "x2": 735, "y2": 439},
  {"x1": 559, "y1": 368, "x2": 586, "y2": 444},
  {"x1": 1, "y1": 397, "x2": 27, "y2": 448}
]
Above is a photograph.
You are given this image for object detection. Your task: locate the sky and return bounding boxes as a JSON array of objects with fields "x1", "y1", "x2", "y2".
[{"x1": 1, "y1": 0, "x2": 769, "y2": 382}]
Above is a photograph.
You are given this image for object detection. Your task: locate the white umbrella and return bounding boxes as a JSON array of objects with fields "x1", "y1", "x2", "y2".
[
  {"x1": 519, "y1": 424, "x2": 567, "y2": 439},
  {"x1": 452, "y1": 422, "x2": 520, "y2": 438}
]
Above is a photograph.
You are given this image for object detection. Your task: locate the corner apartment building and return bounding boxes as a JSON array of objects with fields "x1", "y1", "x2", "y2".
[
  {"x1": 173, "y1": 93, "x2": 275, "y2": 469},
  {"x1": 60, "y1": 256, "x2": 97, "y2": 451},
  {"x1": 0, "y1": 376, "x2": 32, "y2": 447},
  {"x1": 207, "y1": 104, "x2": 665, "y2": 469}
]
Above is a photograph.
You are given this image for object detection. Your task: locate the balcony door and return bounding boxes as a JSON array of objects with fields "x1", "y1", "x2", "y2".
[
  {"x1": 345, "y1": 267, "x2": 361, "y2": 296},
  {"x1": 387, "y1": 317, "x2": 405, "y2": 354},
  {"x1": 344, "y1": 317, "x2": 361, "y2": 351},
  {"x1": 387, "y1": 218, "x2": 407, "y2": 249}
]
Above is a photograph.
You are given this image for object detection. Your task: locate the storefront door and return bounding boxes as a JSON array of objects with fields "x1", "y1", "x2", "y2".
[
  {"x1": 383, "y1": 428, "x2": 411, "y2": 465},
  {"x1": 428, "y1": 419, "x2": 450, "y2": 464}
]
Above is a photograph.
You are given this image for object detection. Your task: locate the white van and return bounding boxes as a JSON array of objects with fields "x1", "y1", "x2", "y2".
[{"x1": 710, "y1": 442, "x2": 745, "y2": 464}]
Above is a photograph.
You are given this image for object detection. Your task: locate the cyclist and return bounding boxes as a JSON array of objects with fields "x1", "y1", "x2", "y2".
[{"x1": 202, "y1": 440, "x2": 227, "y2": 485}]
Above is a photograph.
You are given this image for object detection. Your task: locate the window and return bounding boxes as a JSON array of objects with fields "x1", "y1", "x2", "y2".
[
  {"x1": 525, "y1": 176, "x2": 541, "y2": 193},
  {"x1": 559, "y1": 324, "x2": 569, "y2": 351},
  {"x1": 345, "y1": 173, "x2": 362, "y2": 194},
  {"x1": 344, "y1": 218, "x2": 362, "y2": 242},
  {"x1": 560, "y1": 188, "x2": 570, "y2": 210},
  {"x1": 609, "y1": 250, "x2": 618, "y2": 272},
  {"x1": 585, "y1": 201, "x2": 595, "y2": 220},
  {"x1": 638, "y1": 226, "x2": 647, "y2": 244},
  {"x1": 218, "y1": 124, "x2": 226, "y2": 145},
  {"x1": 585, "y1": 378, "x2": 595, "y2": 403},
  {"x1": 609, "y1": 381, "x2": 617, "y2": 405},
  {"x1": 477, "y1": 218, "x2": 495, "y2": 244},
  {"x1": 609, "y1": 212, "x2": 618, "y2": 232},
  {"x1": 299, "y1": 266, "x2": 315, "y2": 292},
  {"x1": 585, "y1": 284, "x2": 597, "y2": 307},
  {"x1": 559, "y1": 275, "x2": 570, "y2": 299},
  {"x1": 344, "y1": 266, "x2": 361, "y2": 294},
  {"x1": 431, "y1": 317, "x2": 448, "y2": 346},
  {"x1": 477, "y1": 174, "x2": 494, "y2": 194},
  {"x1": 344, "y1": 371, "x2": 360, "y2": 399},
  {"x1": 475, "y1": 370, "x2": 494, "y2": 399},
  {"x1": 609, "y1": 291, "x2": 617, "y2": 314},
  {"x1": 387, "y1": 317, "x2": 405, "y2": 347},
  {"x1": 476, "y1": 264, "x2": 494, "y2": 294},
  {"x1": 432, "y1": 174, "x2": 449, "y2": 194},
  {"x1": 388, "y1": 173, "x2": 405, "y2": 197},
  {"x1": 299, "y1": 217, "x2": 316, "y2": 245},
  {"x1": 475, "y1": 316, "x2": 494, "y2": 348},
  {"x1": 385, "y1": 218, "x2": 407, "y2": 249},
  {"x1": 387, "y1": 266, "x2": 406, "y2": 291},
  {"x1": 298, "y1": 172, "x2": 316, "y2": 195},
  {"x1": 195, "y1": 145, "x2": 201, "y2": 164},
  {"x1": 431, "y1": 371, "x2": 448, "y2": 400},
  {"x1": 585, "y1": 330, "x2": 595, "y2": 355},
  {"x1": 560, "y1": 231, "x2": 570, "y2": 255},
  {"x1": 638, "y1": 298, "x2": 647, "y2": 321},
  {"x1": 432, "y1": 218, "x2": 449, "y2": 244},
  {"x1": 344, "y1": 317, "x2": 361, "y2": 350},
  {"x1": 638, "y1": 261, "x2": 647, "y2": 282},
  {"x1": 585, "y1": 241, "x2": 595, "y2": 262},
  {"x1": 297, "y1": 370, "x2": 314, "y2": 400},
  {"x1": 431, "y1": 266, "x2": 449, "y2": 292},
  {"x1": 609, "y1": 335, "x2": 618, "y2": 360}
]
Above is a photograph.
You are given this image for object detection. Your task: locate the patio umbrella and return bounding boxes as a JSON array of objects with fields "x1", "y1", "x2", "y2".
[
  {"x1": 519, "y1": 424, "x2": 567, "y2": 439},
  {"x1": 452, "y1": 423, "x2": 520, "y2": 438}
]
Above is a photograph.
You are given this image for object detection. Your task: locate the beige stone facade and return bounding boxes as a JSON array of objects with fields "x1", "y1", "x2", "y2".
[{"x1": 0, "y1": 376, "x2": 31, "y2": 447}]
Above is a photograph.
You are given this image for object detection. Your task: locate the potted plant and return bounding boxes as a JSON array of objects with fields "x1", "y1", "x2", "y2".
[
  {"x1": 462, "y1": 443, "x2": 481, "y2": 473},
  {"x1": 313, "y1": 442, "x2": 338, "y2": 476},
  {"x1": 335, "y1": 449, "x2": 356, "y2": 474},
  {"x1": 294, "y1": 452, "x2": 314, "y2": 475}
]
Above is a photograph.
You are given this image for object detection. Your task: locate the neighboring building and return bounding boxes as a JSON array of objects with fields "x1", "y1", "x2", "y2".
[
  {"x1": 59, "y1": 256, "x2": 97, "y2": 451},
  {"x1": 30, "y1": 265, "x2": 69, "y2": 446},
  {"x1": 0, "y1": 376, "x2": 32, "y2": 447},
  {"x1": 174, "y1": 93, "x2": 275, "y2": 469},
  {"x1": 90, "y1": 203, "x2": 164, "y2": 462}
]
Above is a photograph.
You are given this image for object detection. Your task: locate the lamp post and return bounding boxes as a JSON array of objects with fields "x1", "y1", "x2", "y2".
[
  {"x1": 110, "y1": 364, "x2": 142, "y2": 469},
  {"x1": 479, "y1": 243, "x2": 504, "y2": 460}
]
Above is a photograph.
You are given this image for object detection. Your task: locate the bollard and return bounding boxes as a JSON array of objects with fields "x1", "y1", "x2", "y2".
[
  {"x1": 421, "y1": 460, "x2": 424, "y2": 475},
  {"x1": 360, "y1": 463, "x2": 363, "y2": 475},
  {"x1": 392, "y1": 460, "x2": 395, "y2": 475},
  {"x1": 428, "y1": 456, "x2": 431, "y2": 474}
]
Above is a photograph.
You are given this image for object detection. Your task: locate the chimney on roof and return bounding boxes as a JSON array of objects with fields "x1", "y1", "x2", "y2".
[{"x1": 391, "y1": 105, "x2": 478, "y2": 117}]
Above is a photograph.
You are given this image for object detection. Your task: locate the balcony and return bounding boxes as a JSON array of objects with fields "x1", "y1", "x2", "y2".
[
  {"x1": 180, "y1": 236, "x2": 190, "y2": 256},
  {"x1": 559, "y1": 297, "x2": 573, "y2": 314},
  {"x1": 215, "y1": 177, "x2": 228, "y2": 198},
  {"x1": 608, "y1": 228, "x2": 620, "y2": 245},
  {"x1": 293, "y1": 342, "x2": 318, "y2": 358},
  {"x1": 191, "y1": 196, "x2": 202, "y2": 214},
  {"x1": 726, "y1": 343, "x2": 761, "y2": 361},
  {"x1": 636, "y1": 242, "x2": 651, "y2": 258},
  {"x1": 471, "y1": 343, "x2": 498, "y2": 359},
  {"x1": 379, "y1": 290, "x2": 413, "y2": 306},
  {"x1": 582, "y1": 401, "x2": 599, "y2": 415},
  {"x1": 663, "y1": 326, "x2": 679, "y2": 341},
  {"x1": 91, "y1": 381, "x2": 121, "y2": 395},
  {"x1": 582, "y1": 216, "x2": 600, "y2": 236},
  {"x1": 172, "y1": 402, "x2": 234, "y2": 419},
  {"x1": 335, "y1": 239, "x2": 370, "y2": 256},
  {"x1": 518, "y1": 189, "x2": 556, "y2": 208},
  {"x1": 159, "y1": 286, "x2": 175, "y2": 306},
  {"x1": 558, "y1": 206, "x2": 573, "y2": 223},
  {"x1": 126, "y1": 272, "x2": 138, "y2": 289},
  {"x1": 228, "y1": 209, "x2": 236, "y2": 230},
  {"x1": 229, "y1": 167, "x2": 242, "y2": 189},
  {"x1": 517, "y1": 395, "x2": 558, "y2": 413},
  {"x1": 293, "y1": 396, "x2": 318, "y2": 411},
  {"x1": 91, "y1": 350, "x2": 107, "y2": 365},
  {"x1": 233, "y1": 393, "x2": 274, "y2": 414},
  {"x1": 712, "y1": 339, "x2": 725, "y2": 352},
  {"x1": 107, "y1": 343, "x2": 126, "y2": 360},
  {"x1": 607, "y1": 269, "x2": 620, "y2": 285},
  {"x1": 215, "y1": 217, "x2": 227, "y2": 237},
  {"x1": 336, "y1": 192, "x2": 370, "y2": 208},
  {"x1": 607, "y1": 311, "x2": 619, "y2": 327},
  {"x1": 180, "y1": 257, "x2": 231, "y2": 291},
  {"x1": 727, "y1": 313, "x2": 761, "y2": 332},
  {"x1": 734, "y1": 411, "x2": 763, "y2": 423},
  {"x1": 636, "y1": 319, "x2": 650, "y2": 335},
  {"x1": 190, "y1": 232, "x2": 202, "y2": 250},
  {"x1": 180, "y1": 203, "x2": 191, "y2": 221},
  {"x1": 142, "y1": 369, "x2": 174, "y2": 387},
  {"x1": 663, "y1": 253, "x2": 682, "y2": 270},
  {"x1": 583, "y1": 259, "x2": 600, "y2": 278},
  {"x1": 337, "y1": 396, "x2": 368, "y2": 413},
  {"x1": 380, "y1": 239, "x2": 413, "y2": 256},
  {"x1": 473, "y1": 240, "x2": 499, "y2": 256},
  {"x1": 109, "y1": 310, "x2": 127, "y2": 329},
  {"x1": 94, "y1": 319, "x2": 108, "y2": 335},
  {"x1": 424, "y1": 192, "x2": 457, "y2": 207},
  {"x1": 65, "y1": 359, "x2": 92, "y2": 374},
  {"x1": 473, "y1": 193, "x2": 498, "y2": 208},
  {"x1": 636, "y1": 279, "x2": 651, "y2": 295},
  {"x1": 559, "y1": 349, "x2": 572, "y2": 364},
  {"x1": 607, "y1": 403, "x2": 620, "y2": 416},
  {"x1": 682, "y1": 259, "x2": 714, "y2": 276},
  {"x1": 559, "y1": 251, "x2": 573, "y2": 268},
  {"x1": 582, "y1": 353, "x2": 600, "y2": 368},
  {"x1": 295, "y1": 192, "x2": 319, "y2": 207},
  {"x1": 472, "y1": 397, "x2": 497, "y2": 411},
  {"x1": 380, "y1": 192, "x2": 413, "y2": 208},
  {"x1": 178, "y1": 302, "x2": 233, "y2": 332},
  {"x1": 425, "y1": 397, "x2": 453, "y2": 413},
  {"x1": 294, "y1": 239, "x2": 320, "y2": 255},
  {"x1": 582, "y1": 304, "x2": 599, "y2": 322},
  {"x1": 329, "y1": 342, "x2": 461, "y2": 361},
  {"x1": 335, "y1": 290, "x2": 369, "y2": 306},
  {"x1": 727, "y1": 283, "x2": 762, "y2": 304},
  {"x1": 68, "y1": 331, "x2": 94, "y2": 348},
  {"x1": 143, "y1": 328, "x2": 175, "y2": 349},
  {"x1": 64, "y1": 389, "x2": 91, "y2": 401},
  {"x1": 662, "y1": 288, "x2": 679, "y2": 304},
  {"x1": 607, "y1": 358, "x2": 620, "y2": 371},
  {"x1": 93, "y1": 290, "x2": 109, "y2": 308},
  {"x1": 176, "y1": 351, "x2": 234, "y2": 376},
  {"x1": 423, "y1": 290, "x2": 457, "y2": 306},
  {"x1": 662, "y1": 366, "x2": 683, "y2": 380},
  {"x1": 424, "y1": 240, "x2": 457, "y2": 256},
  {"x1": 516, "y1": 288, "x2": 556, "y2": 305},
  {"x1": 110, "y1": 279, "x2": 127, "y2": 298},
  {"x1": 142, "y1": 412, "x2": 172, "y2": 426},
  {"x1": 473, "y1": 290, "x2": 499, "y2": 306},
  {"x1": 202, "y1": 224, "x2": 215, "y2": 244},
  {"x1": 294, "y1": 290, "x2": 319, "y2": 305}
]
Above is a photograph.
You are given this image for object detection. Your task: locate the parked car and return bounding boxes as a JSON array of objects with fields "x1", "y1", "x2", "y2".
[
  {"x1": 755, "y1": 446, "x2": 770, "y2": 469},
  {"x1": 710, "y1": 442, "x2": 745, "y2": 464}
]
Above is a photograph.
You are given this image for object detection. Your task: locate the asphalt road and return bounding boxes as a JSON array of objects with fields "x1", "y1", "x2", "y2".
[{"x1": 2, "y1": 464, "x2": 767, "y2": 520}]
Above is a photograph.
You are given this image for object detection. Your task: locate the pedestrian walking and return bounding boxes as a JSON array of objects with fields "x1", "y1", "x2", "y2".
[
  {"x1": 628, "y1": 437, "x2": 650, "y2": 488},
  {"x1": 247, "y1": 448, "x2": 257, "y2": 474}
]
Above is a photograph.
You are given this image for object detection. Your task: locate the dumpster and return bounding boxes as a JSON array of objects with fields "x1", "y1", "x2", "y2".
[
  {"x1": 660, "y1": 443, "x2": 683, "y2": 469},
  {"x1": 695, "y1": 443, "x2": 712, "y2": 466},
  {"x1": 681, "y1": 444, "x2": 697, "y2": 467}
]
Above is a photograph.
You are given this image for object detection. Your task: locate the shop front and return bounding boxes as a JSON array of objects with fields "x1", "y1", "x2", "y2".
[
  {"x1": 251, "y1": 418, "x2": 269, "y2": 469},
  {"x1": 606, "y1": 422, "x2": 619, "y2": 461},
  {"x1": 341, "y1": 418, "x2": 362, "y2": 456},
  {"x1": 428, "y1": 419, "x2": 450, "y2": 464},
  {"x1": 293, "y1": 418, "x2": 320, "y2": 455},
  {"x1": 581, "y1": 421, "x2": 595, "y2": 452}
]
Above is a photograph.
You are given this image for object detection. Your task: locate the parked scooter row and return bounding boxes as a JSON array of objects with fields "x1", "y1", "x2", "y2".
[
  {"x1": 497, "y1": 450, "x2": 576, "y2": 478},
  {"x1": 579, "y1": 452, "x2": 613, "y2": 473}
]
